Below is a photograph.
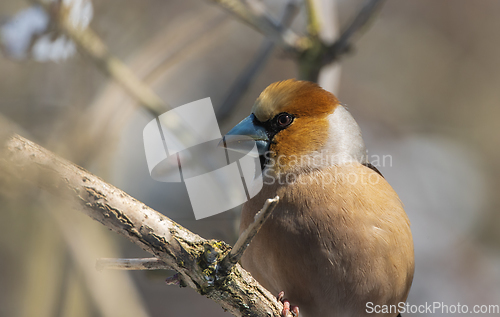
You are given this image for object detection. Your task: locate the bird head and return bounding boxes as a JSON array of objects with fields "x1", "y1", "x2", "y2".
[{"x1": 221, "y1": 79, "x2": 368, "y2": 175}]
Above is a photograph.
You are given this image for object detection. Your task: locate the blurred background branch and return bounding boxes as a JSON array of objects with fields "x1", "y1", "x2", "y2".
[
  {"x1": 30, "y1": 0, "x2": 169, "y2": 117},
  {"x1": 208, "y1": 0, "x2": 308, "y2": 53},
  {"x1": 324, "y1": 0, "x2": 385, "y2": 64},
  {"x1": 298, "y1": 0, "x2": 385, "y2": 81},
  {"x1": 216, "y1": 0, "x2": 300, "y2": 121}
]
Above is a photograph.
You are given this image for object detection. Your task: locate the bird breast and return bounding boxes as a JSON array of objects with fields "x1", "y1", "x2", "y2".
[{"x1": 240, "y1": 162, "x2": 414, "y2": 317}]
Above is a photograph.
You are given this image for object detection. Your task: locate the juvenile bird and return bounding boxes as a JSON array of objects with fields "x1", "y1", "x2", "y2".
[{"x1": 222, "y1": 79, "x2": 414, "y2": 317}]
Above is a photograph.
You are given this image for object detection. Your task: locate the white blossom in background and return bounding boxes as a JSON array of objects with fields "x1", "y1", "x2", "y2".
[
  {"x1": 0, "y1": 0, "x2": 93, "y2": 62},
  {"x1": 31, "y1": 34, "x2": 77, "y2": 61},
  {"x1": 0, "y1": 6, "x2": 48, "y2": 60}
]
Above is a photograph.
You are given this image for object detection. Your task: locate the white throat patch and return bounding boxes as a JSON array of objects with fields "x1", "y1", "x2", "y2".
[{"x1": 324, "y1": 105, "x2": 367, "y2": 164}]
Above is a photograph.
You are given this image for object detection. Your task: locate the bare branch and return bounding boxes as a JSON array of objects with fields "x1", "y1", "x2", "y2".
[
  {"x1": 1, "y1": 133, "x2": 285, "y2": 317},
  {"x1": 223, "y1": 196, "x2": 279, "y2": 270},
  {"x1": 96, "y1": 258, "x2": 172, "y2": 271},
  {"x1": 208, "y1": 0, "x2": 309, "y2": 53}
]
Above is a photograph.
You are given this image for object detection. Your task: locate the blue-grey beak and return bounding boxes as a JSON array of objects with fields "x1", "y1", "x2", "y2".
[{"x1": 218, "y1": 114, "x2": 269, "y2": 156}]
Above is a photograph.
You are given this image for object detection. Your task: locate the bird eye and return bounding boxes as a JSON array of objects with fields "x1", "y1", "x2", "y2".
[{"x1": 276, "y1": 113, "x2": 293, "y2": 128}]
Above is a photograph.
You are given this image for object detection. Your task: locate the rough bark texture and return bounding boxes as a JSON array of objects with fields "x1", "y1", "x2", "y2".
[{"x1": 0, "y1": 134, "x2": 284, "y2": 317}]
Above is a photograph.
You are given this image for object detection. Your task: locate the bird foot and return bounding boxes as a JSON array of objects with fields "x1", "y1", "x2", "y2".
[{"x1": 277, "y1": 291, "x2": 299, "y2": 317}]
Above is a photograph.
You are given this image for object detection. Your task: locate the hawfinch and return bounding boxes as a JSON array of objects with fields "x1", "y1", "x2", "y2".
[{"x1": 222, "y1": 79, "x2": 414, "y2": 317}]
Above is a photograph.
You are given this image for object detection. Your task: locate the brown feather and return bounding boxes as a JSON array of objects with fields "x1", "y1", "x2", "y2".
[
  {"x1": 252, "y1": 79, "x2": 339, "y2": 122},
  {"x1": 241, "y1": 163, "x2": 414, "y2": 317}
]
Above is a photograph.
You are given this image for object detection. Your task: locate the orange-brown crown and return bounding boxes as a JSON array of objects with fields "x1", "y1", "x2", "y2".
[
  {"x1": 252, "y1": 79, "x2": 340, "y2": 173},
  {"x1": 252, "y1": 79, "x2": 339, "y2": 122}
]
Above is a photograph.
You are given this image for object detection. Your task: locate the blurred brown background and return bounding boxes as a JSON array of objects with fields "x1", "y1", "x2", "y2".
[{"x1": 1, "y1": 0, "x2": 499, "y2": 316}]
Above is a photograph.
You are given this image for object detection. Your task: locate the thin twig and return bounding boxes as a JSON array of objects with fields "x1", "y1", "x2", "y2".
[
  {"x1": 324, "y1": 0, "x2": 385, "y2": 64},
  {"x1": 96, "y1": 258, "x2": 172, "y2": 271},
  {"x1": 217, "y1": 0, "x2": 300, "y2": 120},
  {"x1": 0, "y1": 133, "x2": 286, "y2": 317},
  {"x1": 223, "y1": 196, "x2": 280, "y2": 269},
  {"x1": 208, "y1": 0, "x2": 309, "y2": 53}
]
